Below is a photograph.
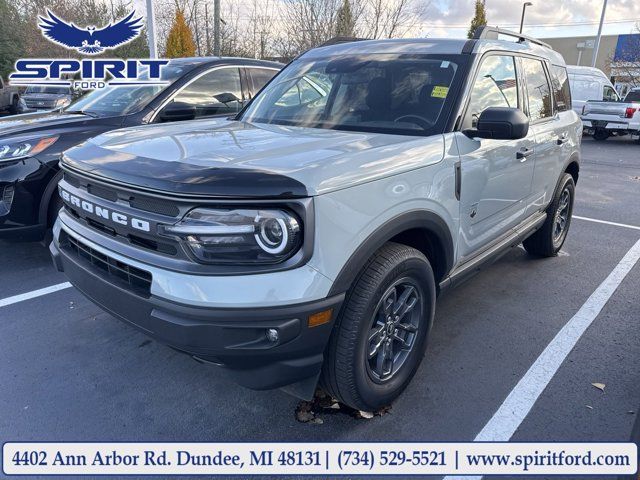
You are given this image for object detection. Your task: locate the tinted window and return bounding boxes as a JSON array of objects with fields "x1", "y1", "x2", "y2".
[
  {"x1": 249, "y1": 68, "x2": 277, "y2": 96},
  {"x1": 522, "y1": 58, "x2": 552, "y2": 121},
  {"x1": 603, "y1": 85, "x2": 618, "y2": 101},
  {"x1": 242, "y1": 54, "x2": 463, "y2": 136},
  {"x1": 550, "y1": 65, "x2": 571, "y2": 112},
  {"x1": 625, "y1": 90, "x2": 640, "y2": 102},
  {"x1": 172, "y1": 68, "x2": 243, "y2": 117},
  {"x1": 465, "y1": 55, "x2": 518, "y2": 128}
]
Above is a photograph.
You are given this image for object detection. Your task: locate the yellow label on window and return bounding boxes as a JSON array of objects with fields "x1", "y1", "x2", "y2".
[{"x1": 431, "y1": 86, "x2": 449, "y2": 98}]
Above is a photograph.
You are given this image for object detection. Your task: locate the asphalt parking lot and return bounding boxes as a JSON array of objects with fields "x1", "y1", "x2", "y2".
[{"x1": 1, "y1": 136, "x2": 639, "y2": 479}]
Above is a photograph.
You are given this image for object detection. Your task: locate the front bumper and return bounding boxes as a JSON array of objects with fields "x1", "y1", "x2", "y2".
[
  {"x1": 50, "y1": 221, "x2": 344, "y2": 395},
  {"x1": 0, "y1": 156, "x2": 55, "y2": 240}
]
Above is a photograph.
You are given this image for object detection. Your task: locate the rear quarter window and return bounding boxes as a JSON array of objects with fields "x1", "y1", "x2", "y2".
[
  {"x1": 551, "y1": 65, "x2": 571, "y2": 112},
  {"x1": 249, "y1": 68, "x2": 278, "y2": 96}
]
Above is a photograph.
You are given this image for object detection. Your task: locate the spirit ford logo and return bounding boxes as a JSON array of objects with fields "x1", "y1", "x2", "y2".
[{"x1": 60, "y1": 188, "x2": 150, "y2": 232}]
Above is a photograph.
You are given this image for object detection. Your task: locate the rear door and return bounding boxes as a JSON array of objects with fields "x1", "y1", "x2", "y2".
[
  {"x1": 455, "y1": 53, "x2": 536, "y2": 258},
  {"x1": 521, "y1": 58, "x2": 568, "y2": 216}
]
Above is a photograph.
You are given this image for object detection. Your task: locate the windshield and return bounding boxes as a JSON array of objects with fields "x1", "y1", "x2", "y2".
[
  {"x1": 25, "y1": 86, "x2": 69, "y2": 95},
  {"x1": 241, "y1": 54, "x2": 465, "y2": 136},
  {"x1": 65, "y1": 64, "x2": 190, "y2": 117},
  {"x1": 625, "y1": 91, "x2": 640, "y2": 102}
]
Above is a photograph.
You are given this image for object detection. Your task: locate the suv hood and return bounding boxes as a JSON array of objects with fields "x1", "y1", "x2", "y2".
[
  {"x1": 0, "y1": 110, "x2": 100, "y2": 139},
  {"x1": 63, "y1": 118, "x2": 445, "y2": 197}
]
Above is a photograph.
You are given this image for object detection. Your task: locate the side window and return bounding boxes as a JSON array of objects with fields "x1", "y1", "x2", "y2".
[
  {"x1": 249, "y1": 68, "x2": 277, "y2": 96},
  {"x1": 464, "y1": 55, "x2": 518, "y2": 128},
  {"x1": 603, "y1": 85, "x2": 618, "y2": 102},
  {"x1": 522, "y1": 58, "x2": 552, "y2": 122},
  {"x1": 275, "y1": 75, "x2": 331, "y2": 108},
  {"x1": 550, "y1": 65, "x2": 571, "y2": 112},
  {"x1": 172, "y1": 68, "x2": 243, "y2": 117}
]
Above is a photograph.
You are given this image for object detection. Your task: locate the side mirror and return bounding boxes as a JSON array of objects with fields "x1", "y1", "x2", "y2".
[
  {"x1": 213, "y1": 92, "x2": 240, "y2": 105},
  {"x1": 465, "y1": 107, "x2": 529, "y2": 140},
  {"x1": 159, "y1": 101, "x2": 197, "y2": 122}
]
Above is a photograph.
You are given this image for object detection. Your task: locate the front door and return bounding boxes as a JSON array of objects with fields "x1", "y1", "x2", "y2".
[{"x1": 455, "y1": 54, "x2": 535, "y2": 259}]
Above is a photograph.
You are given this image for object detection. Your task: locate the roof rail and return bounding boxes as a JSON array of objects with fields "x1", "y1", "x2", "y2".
[
  {"x1": 318, "y1": 36, "x2": 368, "y2": 48},
  {"x1": 472, "y1": 26, "x2": 552, "y2": 50}
]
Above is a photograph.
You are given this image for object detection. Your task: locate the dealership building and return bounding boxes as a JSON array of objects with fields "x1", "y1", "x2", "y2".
[{"x1": 542, "y1": 33, "x2": 640, "y2": 97}]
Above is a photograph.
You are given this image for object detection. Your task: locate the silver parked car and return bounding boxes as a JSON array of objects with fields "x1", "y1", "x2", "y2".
[
  {"x1": 51, "y1": 27, "x2": 581, "y2": 410},
  {"x1": 17, "y1": 85, "x2": 74, "y2": 113}
]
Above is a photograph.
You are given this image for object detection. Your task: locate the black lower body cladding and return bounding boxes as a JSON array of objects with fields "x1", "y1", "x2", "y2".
[{"x1": 50, "y1": 232, "x2": 344, "y2": 395}]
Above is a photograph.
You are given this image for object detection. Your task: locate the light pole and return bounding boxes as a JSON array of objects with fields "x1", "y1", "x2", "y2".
[
  {"x1": 592, "y1": 0, "x2": 608, "y2": 68},
  {"x1": 146, "y1": 0, "x2": 157, "y2": 58},
  {"x1": 519, "y1": 2, "x2": 533, "y2": 34}
]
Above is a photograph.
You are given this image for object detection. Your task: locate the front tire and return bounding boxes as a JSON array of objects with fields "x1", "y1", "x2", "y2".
[
  {"x1": 8, "y1": 97, "x2": 19, "y2": 115},
  {"x1": 321, "y1": 243, "x2": 435, "y2": 411},
  {"x1": 523, "y1": 173, "x2": 575, "y2": 257}
]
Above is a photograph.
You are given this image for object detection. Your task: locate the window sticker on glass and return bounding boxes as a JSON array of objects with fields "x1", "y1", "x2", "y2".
[{"x1": 431, "y1": 86, "x2": 449, "y2": 98}]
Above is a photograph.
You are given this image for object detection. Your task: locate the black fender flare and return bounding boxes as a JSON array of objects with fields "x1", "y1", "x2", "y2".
[
  {"x1": 38, "y1": 167, "x2": 63, "y2": 227},
  {"x1": 328, "y1": 210, "x2": 454, "y2": 296}
]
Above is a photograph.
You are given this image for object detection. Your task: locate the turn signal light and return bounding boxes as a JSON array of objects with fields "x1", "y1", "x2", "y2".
[{"x1": 308, "y1": 309, "x2": 333, "y2": 328}]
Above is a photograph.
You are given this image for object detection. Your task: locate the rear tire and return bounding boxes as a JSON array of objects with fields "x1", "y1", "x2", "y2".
[
  {"x1": 593, "y1": 128, "x2": 609, "y2": 141},
  {"x1": 523, "y1": 173, "x2": 575, "y2": 257},
  {"x1": 321, "y1": 242, "x2": 435, "y2": 411}
]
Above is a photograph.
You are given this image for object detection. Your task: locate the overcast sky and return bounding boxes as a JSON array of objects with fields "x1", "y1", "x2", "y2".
[
  {"x1": 423, "y1": 0, "x2": 640, "y2": 39},
  {"x1": 136, "y1": 0, "x2": 640, "y2": 43}
]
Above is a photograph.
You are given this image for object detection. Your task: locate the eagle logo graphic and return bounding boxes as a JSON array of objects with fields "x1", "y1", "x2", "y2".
[{"x1": 38, "y1": 10, "x2": 143, "y2": 55}]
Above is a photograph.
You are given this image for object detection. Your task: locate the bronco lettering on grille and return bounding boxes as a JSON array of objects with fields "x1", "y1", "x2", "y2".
[{"x1": 60, "y1": 188, "x2": 151, "y2": 233}]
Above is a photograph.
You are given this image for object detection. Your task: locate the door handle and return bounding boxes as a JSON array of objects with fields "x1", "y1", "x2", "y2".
[
  {"x1": 516, "y1": 148, "x2": 534, "y2": 161},
  {"x1": 557, "y1": 133, "x2": 569, "y2": 145}
]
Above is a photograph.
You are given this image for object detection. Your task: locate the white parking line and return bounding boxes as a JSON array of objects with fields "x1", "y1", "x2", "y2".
[
  {"x1": 444, "y1": 237, "x2": 640, "y2": 480},
  {"x1": 574, "y1": 215, "x2": 640, "y2": 231},
  {"x1": 0, "y1": 282, "x2": 72, "y2": 308}
]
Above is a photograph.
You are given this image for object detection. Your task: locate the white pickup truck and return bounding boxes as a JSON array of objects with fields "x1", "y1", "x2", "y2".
[
  {"x1": 0, "y1": 77, "x2": 20, "y2": 114},
  {"x1": 581, "y1": 98, "x2": 640, "y2": 142}
]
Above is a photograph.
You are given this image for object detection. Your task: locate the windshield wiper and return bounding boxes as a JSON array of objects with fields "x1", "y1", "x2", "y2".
[{"x1": 65, "y1": 110, "x2": 98, "y2": 118}]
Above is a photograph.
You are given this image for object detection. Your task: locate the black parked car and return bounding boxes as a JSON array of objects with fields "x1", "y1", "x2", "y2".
[{"x1": 0, "y1": 57, "x2": 281, "y2": 241}]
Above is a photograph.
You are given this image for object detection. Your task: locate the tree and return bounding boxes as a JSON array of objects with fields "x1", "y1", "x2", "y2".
[
  {"x1": 359, "y1": 0, "x2": 428, "y2": 40},
  {"x1": 335, "y1": 0, "x2": 354, "y2": 37},
  {"x1": 164, "y1": 9, "x2": 196, "y2": 58},
  {"x1": 0, "y1": 0, "x2": 25, "y2": 79},
  {"x1": 467, "y1": 0, "x2": 487, "y2": 39}
]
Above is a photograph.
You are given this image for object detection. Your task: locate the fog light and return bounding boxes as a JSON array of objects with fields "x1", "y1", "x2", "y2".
[
  {"x1": 0, "y1": 185, "x2": 15, "y2": 215},
  {"x1": 265, "y1": 328, "x2": 279, "y2": 343}
]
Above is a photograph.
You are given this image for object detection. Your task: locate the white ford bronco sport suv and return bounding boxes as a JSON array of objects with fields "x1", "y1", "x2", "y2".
[{"x1": 51, "y1": 28, "x2": 581, "y2": 411}]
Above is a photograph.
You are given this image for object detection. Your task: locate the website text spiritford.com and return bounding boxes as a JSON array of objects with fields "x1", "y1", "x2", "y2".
[{"x1": 3, "y1": 442, "x2": 637, "y2": 476}]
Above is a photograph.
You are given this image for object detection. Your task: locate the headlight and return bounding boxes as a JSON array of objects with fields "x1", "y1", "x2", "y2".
[
  {"x1": 0, "y1": 136, "x2": 59, "y2": 162},
  {"x1": 55, "y1": 98, "x2": 70, "y2": 109},
  {"x1": 160, "y1": 208, "x2": 302, "y2": 265}
]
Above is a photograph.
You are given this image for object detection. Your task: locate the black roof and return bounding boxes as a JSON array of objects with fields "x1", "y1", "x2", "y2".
[{"x1": 166, "y1": 57, "x2": 283, "y2": 69}]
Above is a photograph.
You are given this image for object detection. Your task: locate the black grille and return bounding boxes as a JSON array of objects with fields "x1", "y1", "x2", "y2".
[
  {"x1": 88, "y1": 184, "x2": 118, "y2": 202},
  {"x1": 129, "y1": 196, "x2": 179, "y2": 217},
  {"x1": 63, "y1": 173, "x2": 80, "y2": 188},
  {"x1": 64, "y1": 234, "x2": 152, "y2": 296}
]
